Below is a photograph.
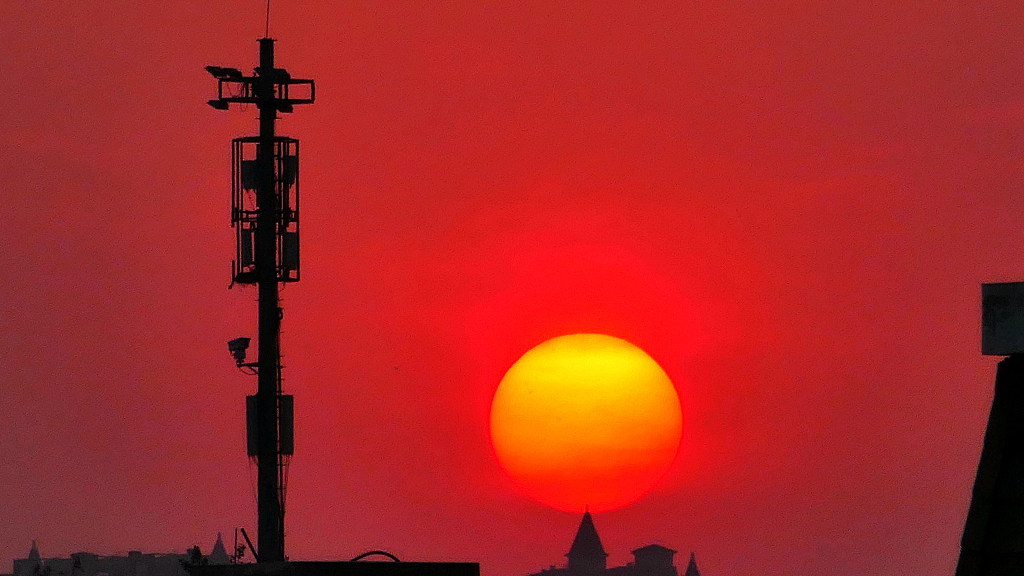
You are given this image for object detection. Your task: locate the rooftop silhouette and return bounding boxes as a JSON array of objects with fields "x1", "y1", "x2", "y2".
[
  {"x1": 6, "y1": 536, "x2": 230, "y2": 576},
  {"x1": 566, "y1": 511, "x2": 608, "y2": 572},
  {"x1": 526, "y1": 513, "x2": 700, "y2": 576}
]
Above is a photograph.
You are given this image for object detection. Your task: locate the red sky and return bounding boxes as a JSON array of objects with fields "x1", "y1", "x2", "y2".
[{"x1": 1, "y1": 1, "x2": 1022, "y2": 575}]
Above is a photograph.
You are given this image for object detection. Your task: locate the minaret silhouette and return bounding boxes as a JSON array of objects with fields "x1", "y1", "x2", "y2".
[
  {"x1": 682, "y1": 553, "x2": 699, "y2": 576},
  {"x1": 566, "y1": 511, "x2": 608, "y2": 573}
]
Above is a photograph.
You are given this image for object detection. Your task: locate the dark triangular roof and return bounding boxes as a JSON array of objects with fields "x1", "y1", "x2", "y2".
[
  {"x1": 208, "y1": 533, "x2": 230, "y2": 565},
  {"x1": 683, "y1": 553, "x2": 700, "y2": 576},
  {"x1": 28, "y1": 541, "x2": 40, "y2": 562},
  {"x1": 566, "y1": 511, "x2": 608, "y2": 560}
]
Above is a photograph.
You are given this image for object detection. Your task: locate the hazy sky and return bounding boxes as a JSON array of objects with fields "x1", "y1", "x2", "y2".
[{"x1": 2, "y1": 1, "x2": 1023, "y2": 575}]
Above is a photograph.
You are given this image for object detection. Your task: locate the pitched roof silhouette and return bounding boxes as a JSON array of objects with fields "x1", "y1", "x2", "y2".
[
  {"x1": 566, "y1": 510, "x2": 608, "y2": 561},
  {"x1": 682, "y1": 553, "x2": 699, "y2": 576},
  {"x1": 208, "y1": 533, "x2": 230, "y2": 565}
]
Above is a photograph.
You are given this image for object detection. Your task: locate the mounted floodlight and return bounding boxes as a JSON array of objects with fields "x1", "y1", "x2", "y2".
[
  {"x1": 982, "y1": 282, "x2": 1024, "y2": 355},
  {"x1": 206, "y1": 65, "x2": 244, "y2": 80},
  {"x1": 228, "y1": 337, "x2": 251, "y2": 365},
  {"x1": 208, "y1": 99, "x2": 230, "y2": 110}
]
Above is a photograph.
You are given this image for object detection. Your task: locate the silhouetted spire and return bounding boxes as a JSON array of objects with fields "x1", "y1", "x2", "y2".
[
  {"x1": 682, "y1": 553, "x2": 699, "y2": 576},
  {"x1": 566, "y1": 511, "x2": 608, "y2": 572},
  {"x1": 208, "y1": 533, "x2": 230, "y2": 565},
  {"x1": 28, "y1": 541, "x2": 40, "y2": 562}
]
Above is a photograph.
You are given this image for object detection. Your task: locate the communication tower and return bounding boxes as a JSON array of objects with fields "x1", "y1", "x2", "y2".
[
  {"x1": 206, "y1": 38, "x2": 315, "y2": 563},
  {"x1": 198, "y1": 30, "x2": 478, "y2": 576}
]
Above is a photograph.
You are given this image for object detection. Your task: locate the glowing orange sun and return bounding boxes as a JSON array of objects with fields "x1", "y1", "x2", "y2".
[{"x1": 490, "y1": 334, "x2": 682, "y2": 512}]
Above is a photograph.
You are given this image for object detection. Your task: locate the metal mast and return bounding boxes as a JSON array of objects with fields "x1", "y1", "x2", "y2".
[{"x1": 207, "y1": 38, "x2": 315, "y2": 563}]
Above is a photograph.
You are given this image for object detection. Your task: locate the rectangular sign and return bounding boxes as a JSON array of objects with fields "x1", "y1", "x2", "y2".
[{"x1": 982, "y1": 282, "x2": 1024, "y2": 355}]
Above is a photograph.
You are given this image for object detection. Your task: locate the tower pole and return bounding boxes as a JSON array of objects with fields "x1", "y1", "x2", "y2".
[
  {"x1": 255, "y1": 37, "x2": 284, "y2": 563},
  {"x1": 208, "y1": 35, "x2": 313, "y2": 566}
]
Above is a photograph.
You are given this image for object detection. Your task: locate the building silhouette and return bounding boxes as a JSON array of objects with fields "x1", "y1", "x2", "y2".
[
  {"x1": 6, "y1": 535, "x2": 232, "y2": 576},
  {"x1": 527, "y1": 512, "x2": 701, "y2": 576}
]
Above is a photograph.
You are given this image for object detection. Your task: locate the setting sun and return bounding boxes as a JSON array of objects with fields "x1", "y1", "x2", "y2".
[{"x1": 490, "y1": 334, "x2": 683, "y2": 512}]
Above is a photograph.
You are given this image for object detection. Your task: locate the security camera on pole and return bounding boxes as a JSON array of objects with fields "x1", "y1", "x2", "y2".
[{"x1": 206, "y1": 37, "x2": 314, "y2": 564}]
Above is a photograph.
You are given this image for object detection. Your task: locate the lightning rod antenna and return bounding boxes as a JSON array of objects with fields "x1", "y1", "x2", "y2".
[{"x1": 265, "y1": 0, "x2": 271, "y2": 38}]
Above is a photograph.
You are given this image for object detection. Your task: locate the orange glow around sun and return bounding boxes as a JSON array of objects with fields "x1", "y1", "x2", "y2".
[{"x1": 490, "y1": 334, "x2": 682, "y2": 512}]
